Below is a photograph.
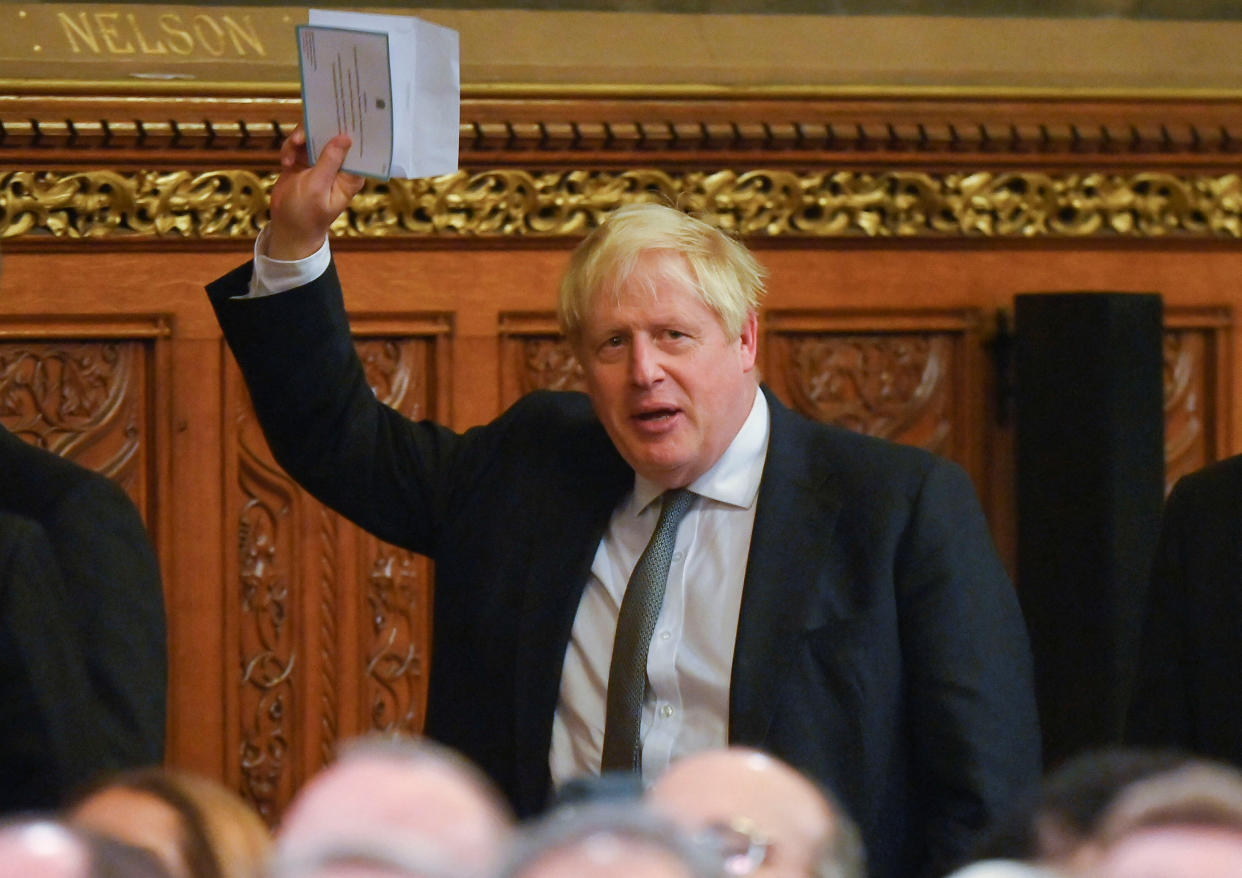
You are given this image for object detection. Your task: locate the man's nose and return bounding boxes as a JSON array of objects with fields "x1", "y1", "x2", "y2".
[{"x1": 628, "y1": 336, "x2": 664, "y2": 386}]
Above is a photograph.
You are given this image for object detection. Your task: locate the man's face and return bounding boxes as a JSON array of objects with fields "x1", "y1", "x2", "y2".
[{"x1": 575, "y1": 250, "x2": 759, "y2": 490}]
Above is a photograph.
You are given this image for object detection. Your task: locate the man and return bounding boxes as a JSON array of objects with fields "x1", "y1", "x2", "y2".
[
  {"x1": 647, "y1": 747, "x2": 865, "y2": 878},
  {"x1": 273, "y1": 734, "x2": 515, "y2": 877},
  {"x1": 0, "y1": 425, "x2": 167, "y2": 811},
  {"x1": 207, "y1": 131, "x2": 1040, "y2": 878},
  {"x1": 1126, "y1": 455, "x2": 1242, "y2": 767}
]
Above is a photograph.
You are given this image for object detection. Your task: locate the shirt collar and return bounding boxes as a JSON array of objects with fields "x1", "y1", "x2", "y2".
[{"x1": 631, "y1": 387, "x2": 770, "y2": 514}]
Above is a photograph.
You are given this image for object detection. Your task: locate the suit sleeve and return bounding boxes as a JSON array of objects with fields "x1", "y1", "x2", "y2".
[
  {"x1": 1124, "y1": 476, "x2": 1193, "y2": 749},
  {"x1": 207, "y1": 259, "x2": 489, "y2": 558},
  {"x1": 897, "y1": 459, "x2": 1042, "y2": 877}
]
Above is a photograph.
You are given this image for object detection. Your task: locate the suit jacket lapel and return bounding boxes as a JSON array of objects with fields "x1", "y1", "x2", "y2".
[{"x1": 730, "y1": 388, "x2": 843, "y2": 745}]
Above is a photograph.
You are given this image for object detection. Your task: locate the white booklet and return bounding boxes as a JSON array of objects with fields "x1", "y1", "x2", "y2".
[{"x1": 297, "y1": 9, "x2": 460, "y2": 180}]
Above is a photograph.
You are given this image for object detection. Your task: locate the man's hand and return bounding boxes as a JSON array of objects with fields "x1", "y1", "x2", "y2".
[{"x1": 267, "y1": 128, "x2": 365, "y2": 261}]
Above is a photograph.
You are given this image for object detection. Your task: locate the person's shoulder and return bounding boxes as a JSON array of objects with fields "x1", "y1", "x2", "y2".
[
  {"x1": 473, "y1": 389, "x2": 613, "y2": 461},
  {"x1": 1168, "y1": 453, "x2": 1242, "y2": 509},
  {"x1": 495, "y1": 389, "x2": 600, "y2": 435},
  {"x1": 0, "y1": 432, "x2": 139, "y2": 526}
]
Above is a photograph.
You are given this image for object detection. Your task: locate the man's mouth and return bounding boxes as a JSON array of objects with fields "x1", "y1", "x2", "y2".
[{"x1": 633, "y1": 406, "x2": 679, "y2": 424}]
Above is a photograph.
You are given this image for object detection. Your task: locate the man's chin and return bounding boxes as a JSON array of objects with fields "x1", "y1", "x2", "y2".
[{"x1": 628, "y1": 455, "x2": 697, "y2": 490}]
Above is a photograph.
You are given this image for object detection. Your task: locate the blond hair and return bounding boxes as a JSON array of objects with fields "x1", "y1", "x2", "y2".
[{"x1": 558, "y1": 203, "x2": 767, "y2": 342}]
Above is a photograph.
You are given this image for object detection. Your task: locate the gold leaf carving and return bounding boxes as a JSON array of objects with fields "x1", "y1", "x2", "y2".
[
  {"x1": 1, "y1": 169, "x2": 268, "y2": 238},
  {"x1": 8, "y1": 169, "x2": 1242, "y2": 240}
]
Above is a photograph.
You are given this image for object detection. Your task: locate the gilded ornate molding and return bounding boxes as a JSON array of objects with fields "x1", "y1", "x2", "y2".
[{"x1": 6, "y1": 167, "x2": 1242, "y2": 239}]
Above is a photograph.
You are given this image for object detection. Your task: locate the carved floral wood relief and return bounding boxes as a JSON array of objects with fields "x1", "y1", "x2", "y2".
[
  {"x1": 232, "y1": 333, "x2": 435, "y2": 817},
  {"x1": 516, "y1": 337, "x2": 585, "y2": 397},
  {"x1": 0, "y1": 340, "x2": 149, "y2": 508},
  {"x1": 499, "y1": 316, "x2": 965, "y2": 461},
  {"x1": 236, "y1": 387, "x2": 299, "y2": 822},
  {"x1": 1162, "y1": 313, "x2": 1230, "y2": 494},
  {"x1": 499, "y1": 313, "x2": 1230, "y2": 489},
  {"x1": 778, "y1": 335, "x2": 954, "y2": 455},
  {"x1": 356, "y1": 338, "x2": 431, "y2": 737}
]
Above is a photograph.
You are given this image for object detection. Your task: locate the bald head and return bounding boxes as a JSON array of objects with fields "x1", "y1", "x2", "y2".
[
  {"x1": 0, "y1": 819, "x2": 169, "y2": 878},
  {"x1": 0, "y1": 821, "x2": 89, "y2": 878},
  {"x1": 276, "y1": 735, "x2": 515, "y2": 875},
  {"x1": 648, "y1": 748, "x2": 864, "y2": 878}
]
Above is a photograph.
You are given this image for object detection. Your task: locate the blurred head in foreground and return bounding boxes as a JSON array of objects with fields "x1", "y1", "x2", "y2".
[
  {"x1": 67, "y1": 766, "x2": 269, "y2": 878},
  {"x1": 1082, "y1": 760, "x2": 1242, "y2": 878},
  {"x1": 647, "y1": 747, "x2": 865, "y2": 878},
  {"x1": 495, "y1": 802, "x2": 719, "y2": 878},
  {"x1": 0, "y1": 816, "x2": 170, "y2": 878},
  {"x1": 274, "y1": 734, "x2": 514, "y2": 877}
]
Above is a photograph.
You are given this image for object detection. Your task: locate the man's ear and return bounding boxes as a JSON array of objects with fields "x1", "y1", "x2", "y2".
[{"x1": 738, "y1": 311, "x2": 759, "y2": 372}]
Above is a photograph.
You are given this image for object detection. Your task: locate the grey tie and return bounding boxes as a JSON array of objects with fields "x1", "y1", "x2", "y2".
[{"x1": 600, "y1": 488, "x2": 695, "y2": 773}]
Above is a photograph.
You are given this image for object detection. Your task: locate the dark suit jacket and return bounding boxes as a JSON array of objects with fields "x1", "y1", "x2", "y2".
[
  {"x1": 209, "y1": 260, "x2": 1041, "y2": 878},
  {"x1": 0, "y1": 426, "x2": 167, "y2": 809},
  {"x1": 1126, "y1": 454, "x2": 1242, "y2": 767}
]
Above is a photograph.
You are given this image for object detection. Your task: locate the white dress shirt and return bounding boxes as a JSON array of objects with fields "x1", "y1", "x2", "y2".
[
  {"x1": 248, "y1": 233, "x2": 772, "y2": 789},
  {"x1": 550, "y1": 390, "x2": 770, "y2": 788}
]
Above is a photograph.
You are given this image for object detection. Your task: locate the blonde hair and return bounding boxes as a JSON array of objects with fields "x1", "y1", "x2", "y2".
[
  {"x1": 70, "y1": 767, "x2": 271, "y2": 878},
  {"x1": 558, "y1": 203, "x2": 767, "y2": 342}
]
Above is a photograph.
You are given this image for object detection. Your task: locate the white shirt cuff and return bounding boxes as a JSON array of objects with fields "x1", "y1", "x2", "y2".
[{"x1": 244, "y1": 226, "x2": 332, "y2": 298}]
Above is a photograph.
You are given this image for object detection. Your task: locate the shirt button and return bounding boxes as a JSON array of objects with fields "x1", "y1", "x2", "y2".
[
  {"x1": 660, "y1": 631, "x2": 671, "y2": 641},
  {"x1": 660, "y1": 704, "x2": 674, "y2": 718},
  {"x1": 672, "y1": 551, "x2": 684, "y2": 562}
]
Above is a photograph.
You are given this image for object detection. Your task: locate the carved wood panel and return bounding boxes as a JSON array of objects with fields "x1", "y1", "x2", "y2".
[
  {"x1": 224, "y1": 317, "x2": 447, "y2": 822},
  {"x1": 498, "y1": 308, "x2": 986, "y2": 483},
  {"x1": 0, "y1": 318, "x2": 169, "y2": 530},
  {"x1": 1162, "y1": 307, "x2": 1232, "y2": 495},
  {"x1": 5, "y1": 79, "x2": 1242, "y2": 829}
]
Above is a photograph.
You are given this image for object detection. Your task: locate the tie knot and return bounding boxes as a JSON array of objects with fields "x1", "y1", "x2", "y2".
[{"x1": 658, "y1": 488, "x2": 695, "y2": 528}]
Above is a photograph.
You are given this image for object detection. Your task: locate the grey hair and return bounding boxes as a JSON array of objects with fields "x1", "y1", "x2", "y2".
[
  {"x1": 1097, "y1": 760, "x2": 1242, "y2": 842},
  {"x1": 494, "y1": 802, "x2": 722, "y2": 878}
]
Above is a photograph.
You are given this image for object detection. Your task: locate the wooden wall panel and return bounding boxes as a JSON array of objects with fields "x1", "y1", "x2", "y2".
[
  {"x1": 3, "y1": 83, "x2": 1242, "y2": 820},
  {"x1": 1162, "y1": 306, "x2": 1232, "y2": 494},
  {"x1": 223, "y1": 320, "x2": 447, "y2": 822},
  {"x1": 0, "y1": 324, "x2": 167, "y2": 524}
]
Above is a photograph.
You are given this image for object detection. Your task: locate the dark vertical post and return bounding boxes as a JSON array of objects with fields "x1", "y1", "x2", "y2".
[{"x1": 1015, "y1": 292, "x2": 1165, "y2": 769}]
